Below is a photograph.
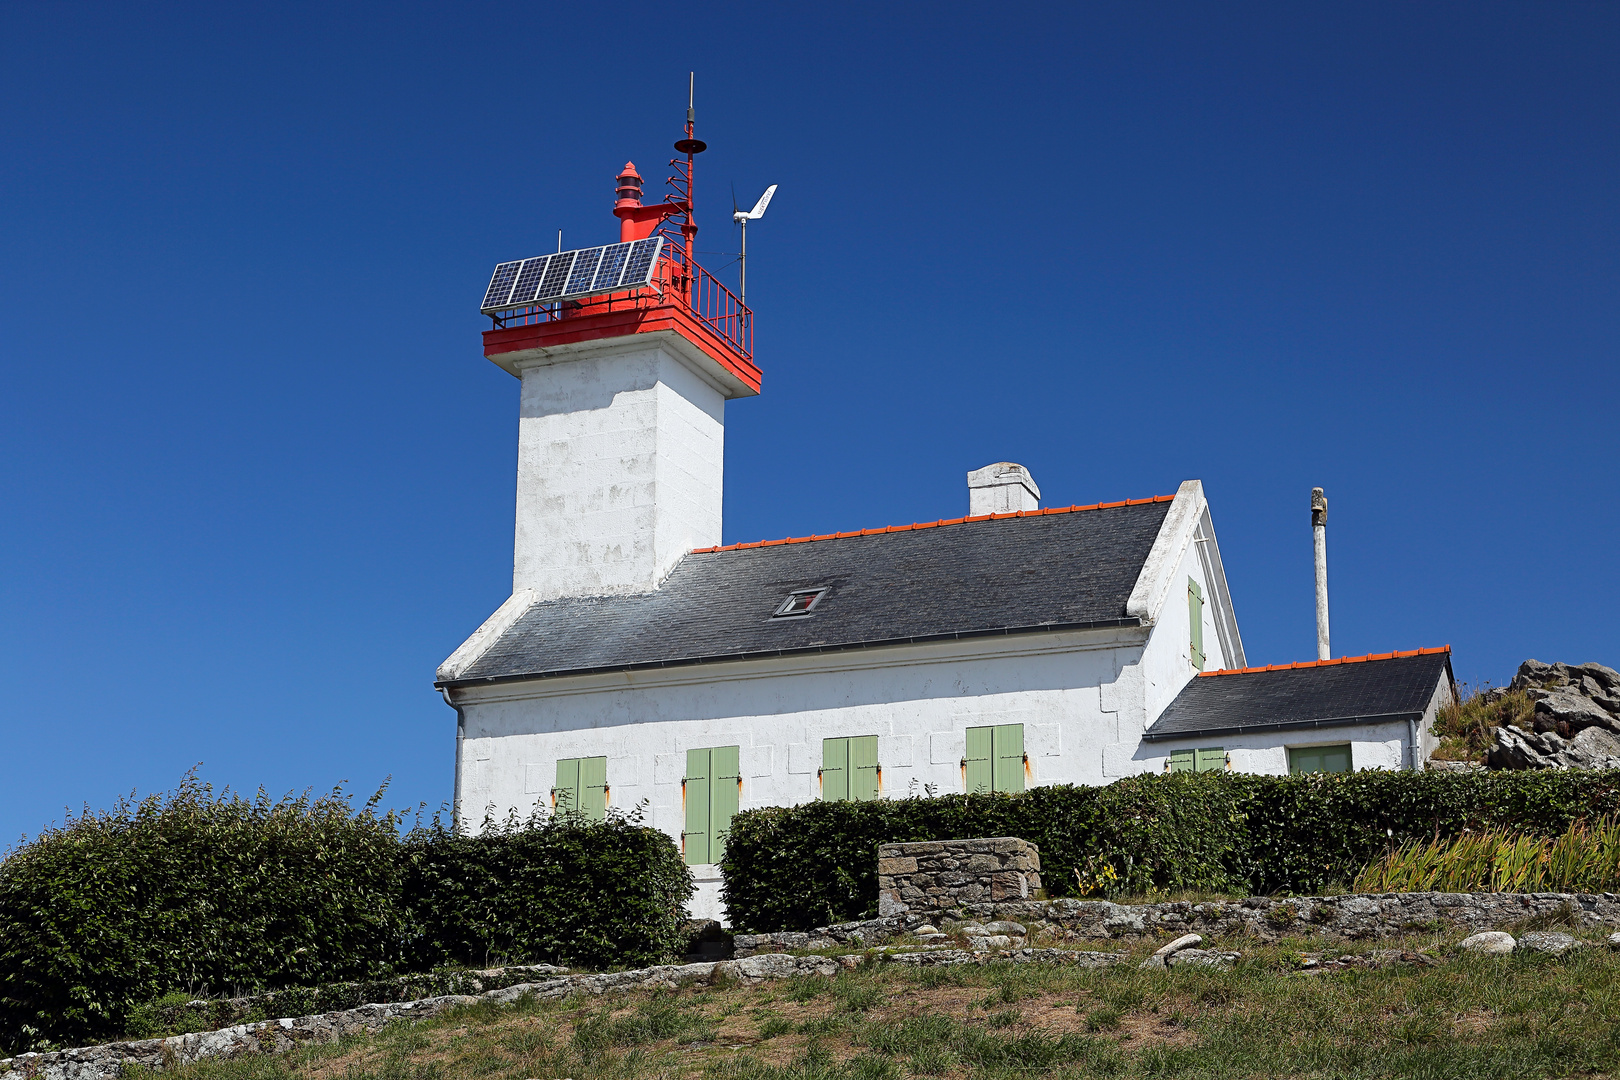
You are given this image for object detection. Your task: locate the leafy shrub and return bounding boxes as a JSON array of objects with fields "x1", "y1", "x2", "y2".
[
  {"x1": 0, "y1": 777, "x2": 690, "y2": 1054},
  {"x1": 0, "y1": 777, "x2": 408, "y2": 1053},
  {"x1": 1355, "y1": 816, "x2": 1620, "y2": 893},
  {"x1": 401, "y1": 809, "x2": 693, "y2": 974},
  {"x1": 720, "y1": 769, "x2": 1620, "y2": 931}
]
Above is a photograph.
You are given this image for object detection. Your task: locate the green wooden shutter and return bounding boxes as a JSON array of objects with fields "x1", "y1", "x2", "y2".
[
  {"x1": 1194, "y1": 747, "x2": 1225, "y2": 773},
  {"x1": 710, "y1": 745, "x2": 741, "y2": 864},
  {"x1": 965, "y1": 726, "x2": 993, "y2": 794},
  {"x1": 1188, "y1": 577, "x2": 1205, "y2": 671},
  {"x1": 578, "y1": 755, "x2": 607, "y2": 820},
  {"x1": 683, "y1": 749, "x2": 711, "y2": 865},
  {"x1": 1168, "y1": 748, "x2": 1194, "y2": 773},
  {"x1": 993, "y1": 724, "x2": 1025, "y2": 793},
  {"x1": 555, "y1": 758, "x2": 581, "y2": 815},
  {"x1": 1288, "y1": 744, "x2": 1352, "y2": 775},
  {"x1": 821, "y1": 737, "x2": 849, "y2": 802},
  {"x1": 850, "y1": 735, "x2": 880, "y2": 801}
]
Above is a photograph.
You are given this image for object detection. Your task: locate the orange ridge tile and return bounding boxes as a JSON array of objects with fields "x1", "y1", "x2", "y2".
[
  {"x1": 688, "y1": 494, "x2": 1177, "y2": 554},
  {"x1": 1195, "y1": 645, "x2": 1452, "y2": 677}
]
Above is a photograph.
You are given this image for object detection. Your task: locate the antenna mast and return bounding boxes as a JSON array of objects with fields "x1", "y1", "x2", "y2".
[{"x1": 671, "y1": 72, "x2": 706, "y2": 305}]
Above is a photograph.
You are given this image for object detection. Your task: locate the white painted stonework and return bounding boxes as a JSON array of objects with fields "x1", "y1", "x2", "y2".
[{"x1": 512, "y1": 340, "x2": 726, "y2": 599}]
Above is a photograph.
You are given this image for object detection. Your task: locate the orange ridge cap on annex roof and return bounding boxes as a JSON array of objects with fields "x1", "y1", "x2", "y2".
[
  {"x1": 1195, "y1": 645, "x2": 1452, "y2": 677},
  {"x1": 687, "y1": 494, "x2": 1178, "y2": 554}
]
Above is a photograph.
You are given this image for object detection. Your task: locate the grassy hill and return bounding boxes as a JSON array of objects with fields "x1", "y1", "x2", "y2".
[{"x1": 132, "y1": 926, "x2": 1620, "y2": 1080}]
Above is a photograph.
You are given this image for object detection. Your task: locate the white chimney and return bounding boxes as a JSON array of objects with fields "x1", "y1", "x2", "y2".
[
  {"x1": 1311, "y1": 487, "x2": 1330, "y2": 661},
  {"x1": 967, "y1": 462, "x2": 1040, "y2": 515}
]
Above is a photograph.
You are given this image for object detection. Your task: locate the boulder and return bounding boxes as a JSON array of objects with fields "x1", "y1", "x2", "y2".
[
  {"x1": 1607, "y1": 932, "x2": 1620, "y2": 950},
  {"x1": 1457, "y1": 931, "x2": 1516, "y2": 955},
  {"x1": 1513, "y1": 660, "x2": 1570, "y2": 691},
  {"x1": 983, "y1": 921, "x2": 1027, "y2": 935},
  {"x1": 1489, "y1": 726, "x2": 1561, "y2": 770},
  {"x1": 1577, "y1": 663, "x2": 1620, "y2": 692},
  {"x1": 1167, "y1": 948, "x2": 1239, "y2": 969},
  {"x1": 1516, "y1": 931, "x2": 1582, "y2": 956},
  {"x1": 1563, "y1": 725, "x2": 1620, "y2": 769},
  {"x1": 1535, "y1": 692, "x2": 1617, "y2": 734},
  {"x1": 1139, "y1": 932, "x2": 1203, "y2": 970}
]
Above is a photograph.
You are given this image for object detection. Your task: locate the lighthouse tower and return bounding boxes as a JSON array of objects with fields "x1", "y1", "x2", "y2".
[{"x1": 477, "y1": 112, "x2": 760, "y2": 603}]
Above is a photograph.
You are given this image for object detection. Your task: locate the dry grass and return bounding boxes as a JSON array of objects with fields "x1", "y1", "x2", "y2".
[
  {"x1": 126, "y1": 927, "x2": 1620, "y2": 1080},
  {"x1": 1432, "y1": 685, "x2": 1537, "y2": 762}
]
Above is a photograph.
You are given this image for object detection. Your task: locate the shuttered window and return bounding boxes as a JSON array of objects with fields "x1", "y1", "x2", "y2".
[
  {"x1": 553, "y1": 756, "x2": 607, "y2": 821},
  {"x1": 1188, "y1": 577, "x2": 1205, "y2": 671},
  {"x1": 1288, "y1": 744, "x2": 1352, "y2": 775},
  {"x1": 1170, "y1": 747, "x2": 1225, "y2": 773},
  {"x1": 683, "y1": 745, "x2": 741, "y2": 865},
  {"x1": 822, "y1": 736, "x2": 879, "y2": 802},
  {"x1": 965, "y1": 724, "x2": 1025, "y2": 794}
]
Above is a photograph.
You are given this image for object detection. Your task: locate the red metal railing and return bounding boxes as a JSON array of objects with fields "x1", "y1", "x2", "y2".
[{"x1": 489, "y1": 247, "x2": 753, "y2": 362}]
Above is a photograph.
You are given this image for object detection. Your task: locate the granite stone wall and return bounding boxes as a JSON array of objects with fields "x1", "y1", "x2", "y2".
[
  {"x1": 734, "y1": 889, "x2": 1620, "y2": 956},
  {"x1": 877, "y1": 837, "x2": 1042, "y2": 917}
]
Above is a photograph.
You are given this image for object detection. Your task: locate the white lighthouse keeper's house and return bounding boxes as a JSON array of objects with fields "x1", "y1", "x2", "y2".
[{"x1": 437, "y1": 117, "x2": 1451, "y2": 922}]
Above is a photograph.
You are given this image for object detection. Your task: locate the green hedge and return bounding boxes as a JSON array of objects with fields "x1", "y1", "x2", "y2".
[
  {"x1": 400, "y1": 812, "x2": 693, "y2": 973},
  {"x1": 0, "y1": 778, "x2": 691, "y2": 1054},
  {"x1": 719, "y1": 770, "x2": 1620, "y2": 932}
]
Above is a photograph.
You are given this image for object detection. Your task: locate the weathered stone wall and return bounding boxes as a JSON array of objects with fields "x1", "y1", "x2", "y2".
[
  {"x1": 877, "y1": 837, "x2": 1042, "y2": 917},
  {"x1": 735, "y1": 890, "x2": 1620, "y2": 957}
]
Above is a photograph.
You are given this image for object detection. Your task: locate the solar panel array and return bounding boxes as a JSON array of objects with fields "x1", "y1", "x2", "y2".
[{"x1": 480, "y1": 236, "x2": 665, "y2": 314}]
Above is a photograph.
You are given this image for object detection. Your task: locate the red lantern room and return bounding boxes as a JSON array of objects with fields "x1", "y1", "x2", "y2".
[{"x1": 479, "y1": 105, "x2": 759, "y2": 397}]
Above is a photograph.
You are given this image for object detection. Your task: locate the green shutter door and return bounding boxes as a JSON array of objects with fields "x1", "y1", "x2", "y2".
[
  {"x1": 555, "y1": 758, "x2": 581, "y2": 815},
  {"x1": 821, "y1": 737, "x2": 849, "y2": 802},
  {"x1": 1288, "y1": 744, "x2": 1352, "y2": 775},
  {"x1": 710, "y1": 745, "x2": 741, "y2": 863},
  {"x1": 1189, "y1": 578, "x2": 1205, "y2": 671},
  {"x1": 1195, "y1": 747, "x2": 1225, "y2": 773},
  {"x1": 993, "y1": 724, "x2": 1025, "y2": 793},
  {"x1": 683, "y1": 749, "x2": 711, "y2": 865},
  {"x1": 1168, "y1": 748, "x2": 1194, "y2": 773},
  {"x1": 850, "y1": 735, "x2": 880, "y2": 801},
  {"x1": 965, "y1": 726, "x2": 993, "y2": 793},
  {"x1": 578, "y1": 755, "x2": 607, "y2": 821}
]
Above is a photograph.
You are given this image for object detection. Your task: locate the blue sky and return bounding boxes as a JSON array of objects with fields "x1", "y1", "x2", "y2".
[{"x1": 2, "y1": 1, "x2": 1616, "y2": 845}]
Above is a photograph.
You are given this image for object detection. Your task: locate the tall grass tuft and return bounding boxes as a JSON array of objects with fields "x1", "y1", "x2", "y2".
[{"x1": 1355, "y1": 815, "x2": 1620, "y2": 893}]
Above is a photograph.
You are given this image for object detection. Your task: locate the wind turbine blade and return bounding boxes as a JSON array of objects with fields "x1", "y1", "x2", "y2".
[{"x1": 745, "y1": 184, "x2": 777, "y2": 219}]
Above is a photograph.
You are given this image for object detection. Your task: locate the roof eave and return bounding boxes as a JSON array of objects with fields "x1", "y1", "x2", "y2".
[
  {"x1": 1141, "y1": 710, "x2": 1424, "y2": 742},
  {"x1": 436, "y1": 616, "x2": 1145, "y2": 691}
]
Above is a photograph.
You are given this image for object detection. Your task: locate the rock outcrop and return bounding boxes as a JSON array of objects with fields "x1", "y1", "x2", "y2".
[{"x1": 1487, "y1": 660, "x2": 1620, "y2": 770}]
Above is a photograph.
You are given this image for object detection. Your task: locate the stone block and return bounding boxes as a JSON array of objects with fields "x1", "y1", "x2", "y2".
[{"x1": 878, "y1": 857, "x2": 918, "y2": 876}]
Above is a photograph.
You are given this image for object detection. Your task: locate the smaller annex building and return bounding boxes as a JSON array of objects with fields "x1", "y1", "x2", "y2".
[{"x1": 1142, "y1": 647, "x2": 1455, "y2": 775}]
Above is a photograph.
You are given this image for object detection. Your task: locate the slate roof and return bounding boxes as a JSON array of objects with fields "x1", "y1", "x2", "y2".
[
  {"x1": 1143, "y1": 648, "x2": 1454, "y2": 741},
  {"x1": 443, "y1": 497, "x2": 1175, "y2": 686}
]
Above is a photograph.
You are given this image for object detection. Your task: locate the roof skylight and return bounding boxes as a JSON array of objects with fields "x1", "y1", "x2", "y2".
[{"x1": 773, "y1": 588, "x2": 828, "y2": 618}]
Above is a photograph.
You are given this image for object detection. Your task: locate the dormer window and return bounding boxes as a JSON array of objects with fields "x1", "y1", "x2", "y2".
[{"x1": 773, "y1": 588, "x2": 828, "y2": 618}]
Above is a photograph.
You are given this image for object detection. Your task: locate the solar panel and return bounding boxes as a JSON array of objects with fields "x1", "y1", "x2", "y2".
[
  {"x1": 592, "y1": 243, "x2": 630, "y2": 291},
  {"x1": 479, "y1": 236, "x2": 665, "y2": 314},
  {"x1": 566, "y1": 247, "x2": 604, "y2": 294},
  {"x1": 482, "y1": 261, "x2": 522, "y2": 311},
  {"x1": 536, "y1": 251, "x2": 575, "y2": 301},
  {"x1": 507, "y1": 256, "x2": 551, "y2": 306}
]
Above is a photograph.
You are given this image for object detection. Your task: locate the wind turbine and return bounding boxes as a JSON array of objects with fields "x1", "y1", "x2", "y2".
[{"x1": 732, "y1": 184, "x2": 777, "y2": 306}]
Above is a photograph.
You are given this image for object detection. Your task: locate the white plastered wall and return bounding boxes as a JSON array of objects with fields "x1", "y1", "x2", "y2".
[
  {"x1": 452, "y1": 628, "x2": 1152, "y2": 921},
  {"x1": 512, "y1": 341, "x2": 726, "y2": 600}
]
